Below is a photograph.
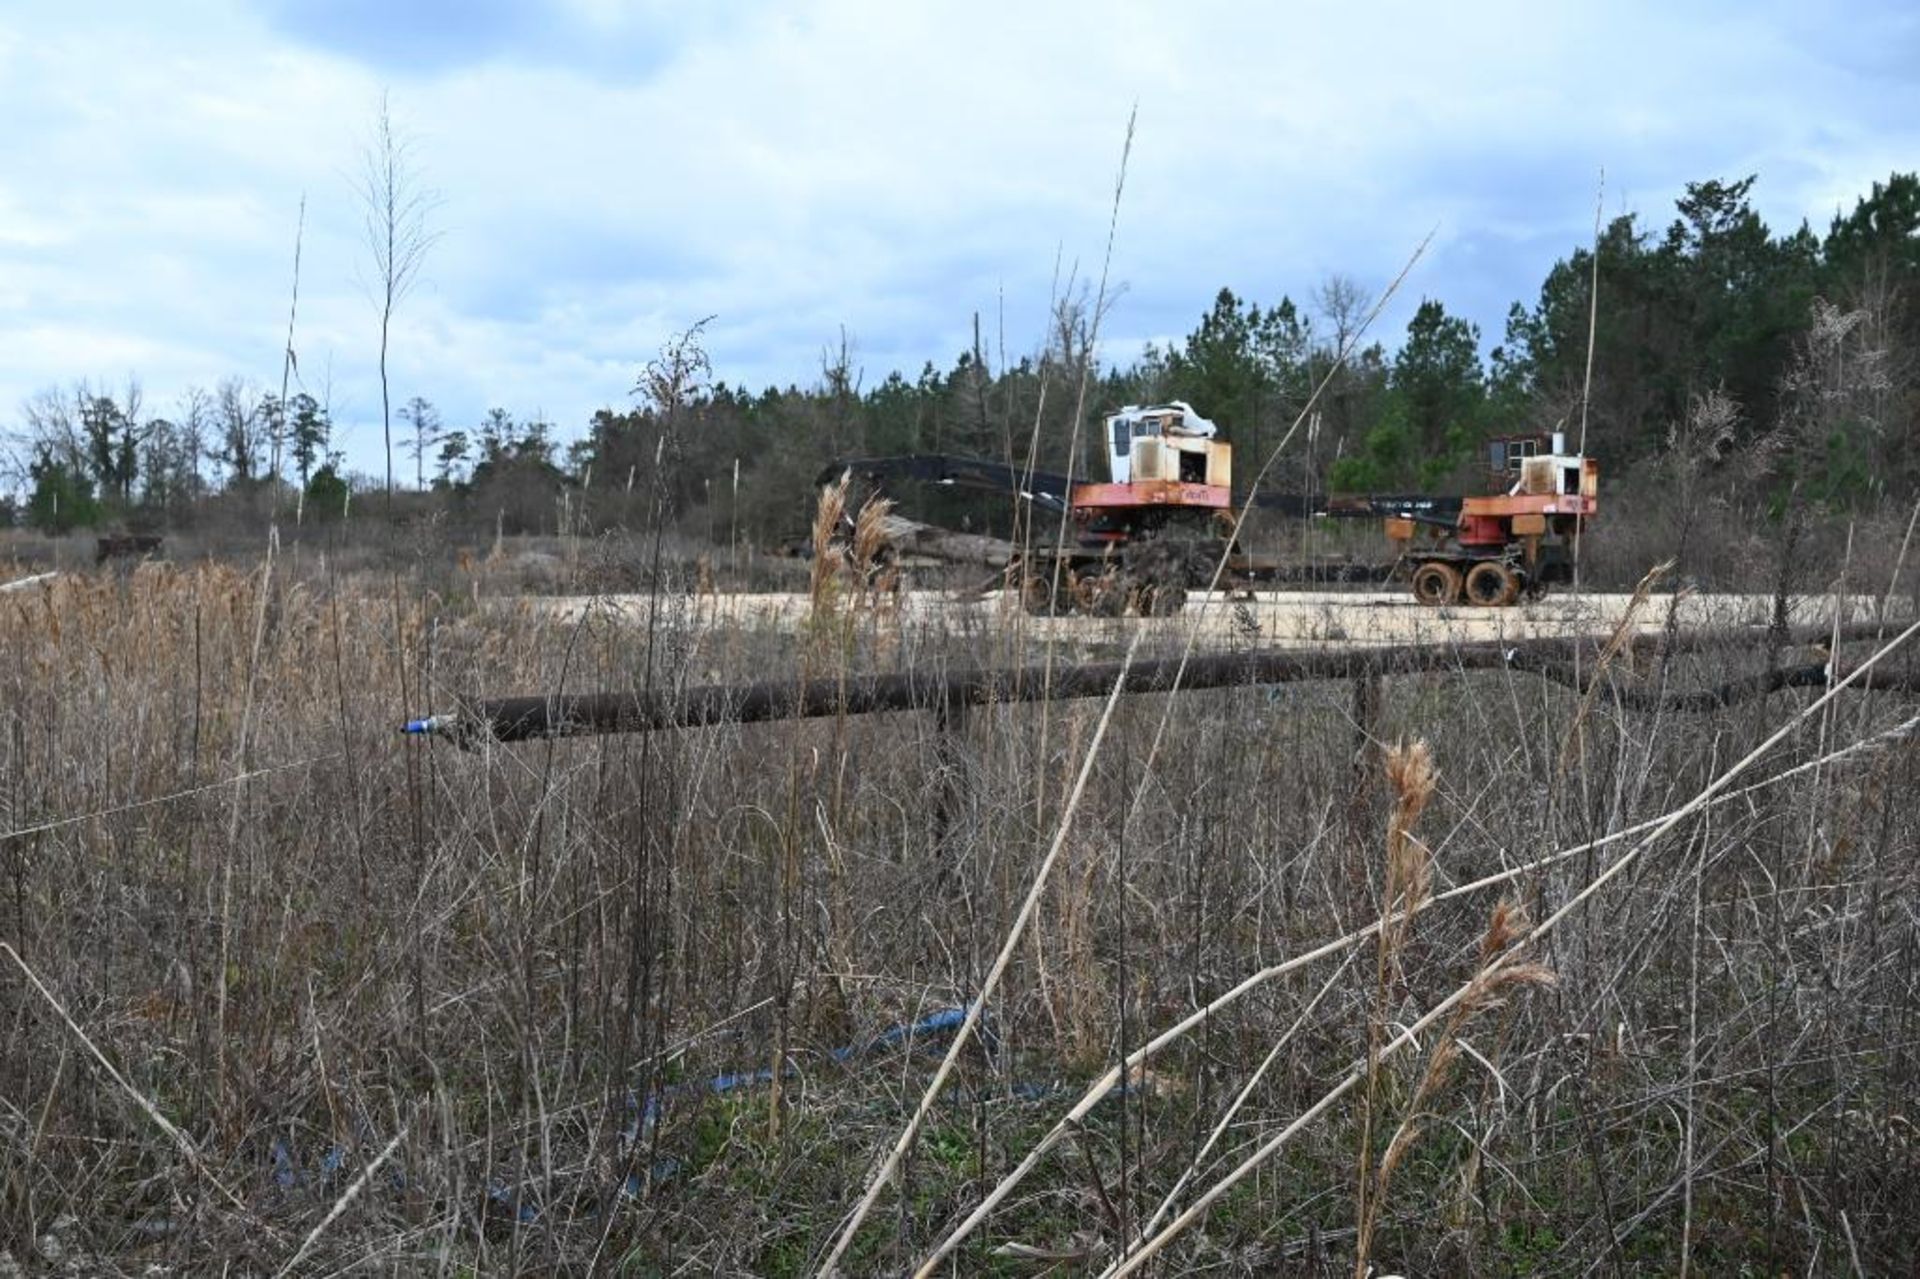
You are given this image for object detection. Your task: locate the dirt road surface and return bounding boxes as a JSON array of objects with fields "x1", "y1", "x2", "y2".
[{"x1": 522, "y1": 588, "x2": 1895, "y2": 649}]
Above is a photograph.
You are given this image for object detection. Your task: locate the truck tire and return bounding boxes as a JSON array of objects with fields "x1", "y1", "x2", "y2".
[
  {"x1": 1130, "y1": 539, "x2": 1193, "y2": 616},
  {"x1": 1142, "y1": 581, "x2": 1188, "y2": 617},
  {"x1": 1410, "y1": 561, "x2": 1462, "y2": 607},
  {"x1": 1121, "y1": 534, "x2": 1209, "y2": 617},
  {"x1": 1464, "y1": 561, "x2": 1519, "y2": 607},
  {"x1": 1076, "y1": 569, "x2": 1129, "y2": 617},
  {"x1": 1021, "y1": 571, "x2": 1063, "y2": 616}
]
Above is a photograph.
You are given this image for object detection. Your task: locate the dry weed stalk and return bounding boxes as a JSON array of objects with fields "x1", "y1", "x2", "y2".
[
  {"x1": 1033, "y1": 700, "x2": 1090, "y2": 1053},
  {"x1": 1051, "y1": 831, "x2": 1106, "y2": 1067},
  {"x1": 848, "y1": 494, "x2": 890, "y2": 577},
  {"x1": 808, "y1": 470, "x2": 850, "y2": 620},
  {"x1": 1368, "y1": 901, "x2": 1555, "y2": 1253},
  {"x1": 275, "y1": 1127, "x2": 408, "y2": 1276},
  {"x1": 1380, "y1": 740, "x2": 1436, "y2": 960},
  {"x1": 1559, "y1": 558, "x2": 1674, "y2": 774},
  {"x1": 1353, "y1": 739, "x2": 1438, "y2": 1279},
  {"x1": 849, "y1": 493, "x2": 900, "y2": 618},
  {"x1": 806, "y1": 476, "x2": 902, "y2": 635}
]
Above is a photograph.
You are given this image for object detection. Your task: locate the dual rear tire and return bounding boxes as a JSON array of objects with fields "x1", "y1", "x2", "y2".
[
  {"x1": 1410, "y1": 559, "x2": 1521, "y2": 607},
  {"x1": 1410, "y1": 561, "x2": 1462, "y2": 607},
  {"x1": 1464, "y1": 560, "x2": 1520, "y2": 607}
]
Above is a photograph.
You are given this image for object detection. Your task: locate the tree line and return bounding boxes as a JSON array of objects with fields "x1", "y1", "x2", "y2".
[{"x1": 4, "y1": 171, "x2": 1914, "y2": 552}]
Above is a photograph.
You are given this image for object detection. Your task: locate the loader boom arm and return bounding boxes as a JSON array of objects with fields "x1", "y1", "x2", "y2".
[{"x1": 818, "y1": 454, "x2": 1074, "y2": 512}]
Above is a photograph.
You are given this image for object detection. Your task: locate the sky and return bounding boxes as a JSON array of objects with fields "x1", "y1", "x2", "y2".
[{"x1": 1, "y1": 0, "x2": 1915, "y2": 480}]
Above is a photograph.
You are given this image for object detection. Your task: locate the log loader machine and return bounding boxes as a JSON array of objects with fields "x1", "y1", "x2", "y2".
[{"x1": 818, "y1": 403, "x2": 1597, "y2": 615}]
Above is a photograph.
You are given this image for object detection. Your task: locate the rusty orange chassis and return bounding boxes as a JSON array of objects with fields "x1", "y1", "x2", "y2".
[{"x1": 1070, "y1": 481, "x2": 1233, "y2": 510}]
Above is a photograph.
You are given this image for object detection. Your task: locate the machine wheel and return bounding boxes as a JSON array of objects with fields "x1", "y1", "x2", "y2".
[
  {"x1": 1125, "y1": 532, "x2": 1212, "y2": 617},
  {"x1": 1142, "y1": 581, "x2": 1188, "y2": 617},
  {"x1": 1130, "y1": 540, "x2": 1188, "y2": 617},
  {"x1": 1464, "y1": 561, "x2": 1519, "y2": 607},
  {"x1": 1410, "y1": 561, "x2": 1462, "y2": 607},
  {"x1": 1020, "y1": 571, "x2": 1063, "y2": 616},
  {"x1": 1077, "y1": 569, "x2": 1129, "y2": 617}
]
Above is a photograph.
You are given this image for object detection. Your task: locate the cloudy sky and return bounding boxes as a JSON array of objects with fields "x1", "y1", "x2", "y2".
[{"x1": 2, "y1": 0, "x2": 1915, "y2": 477}]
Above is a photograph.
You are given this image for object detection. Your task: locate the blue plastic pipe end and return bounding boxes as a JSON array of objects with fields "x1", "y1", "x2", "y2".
[{"x1": 402, "y1": 715, "x2": 455, "y2": 736}]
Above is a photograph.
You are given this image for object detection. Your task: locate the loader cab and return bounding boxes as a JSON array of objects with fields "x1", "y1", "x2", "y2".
[
  {"x1": 1488, "y1": 431, "x2": 1598, "y2": 503},
  {"x1": 1104, "y1": 402, "x2": 1222, "y2": 486},
  {"x1": 1487, "y1": 433, "x2": 1546, "y2": 488}
]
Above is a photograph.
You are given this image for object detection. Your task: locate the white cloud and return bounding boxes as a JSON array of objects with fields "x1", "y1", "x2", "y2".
[{"x1": 0, "y1": 0, "x2": 1914, "y2": 479}]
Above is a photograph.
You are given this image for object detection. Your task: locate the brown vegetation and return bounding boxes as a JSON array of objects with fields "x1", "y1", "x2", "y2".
[{"x1": 1, "y1": 551, "x2": 1918, "y2": 1275}]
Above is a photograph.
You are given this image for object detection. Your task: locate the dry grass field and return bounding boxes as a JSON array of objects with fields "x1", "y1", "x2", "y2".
[{"x1": 3, "y1": 556, "x2": 1919, "y2": 1274}]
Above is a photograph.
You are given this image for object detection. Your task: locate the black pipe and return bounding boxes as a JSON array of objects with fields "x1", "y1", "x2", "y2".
[
  {"x1": 1520, "y1": 656, "x2": 1920, "y2": 712},
  {"x1": 446, "y1": 623, "x2": 1912, "y2": 744}
]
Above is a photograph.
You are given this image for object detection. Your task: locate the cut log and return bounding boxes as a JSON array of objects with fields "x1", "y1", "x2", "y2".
[
  {"x1": 433, "y1": 621, "x2": 1915, "y2": 745},
  {"x1": 874, "y1": 514, "x2": 1020, "y2": 569}
]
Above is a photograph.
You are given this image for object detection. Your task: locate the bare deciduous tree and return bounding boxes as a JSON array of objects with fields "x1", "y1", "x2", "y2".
[
  {"x1": 1313, "y1": 273, "x2": 1371, "y2": 359},
  {"x1": 20, "y1": 385, "x2": 81, "y2": 467},
  {"x1": 214, "y1": 379, "x2": 267, "y2": 484},
  {"x1": 357, "y1": 92, "x2": 440, "y2": 506}
]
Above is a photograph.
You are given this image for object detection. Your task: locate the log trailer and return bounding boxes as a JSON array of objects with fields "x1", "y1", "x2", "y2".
[{"x1": 819, "y1": 402, "x2": 1597, "y2": 615}]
